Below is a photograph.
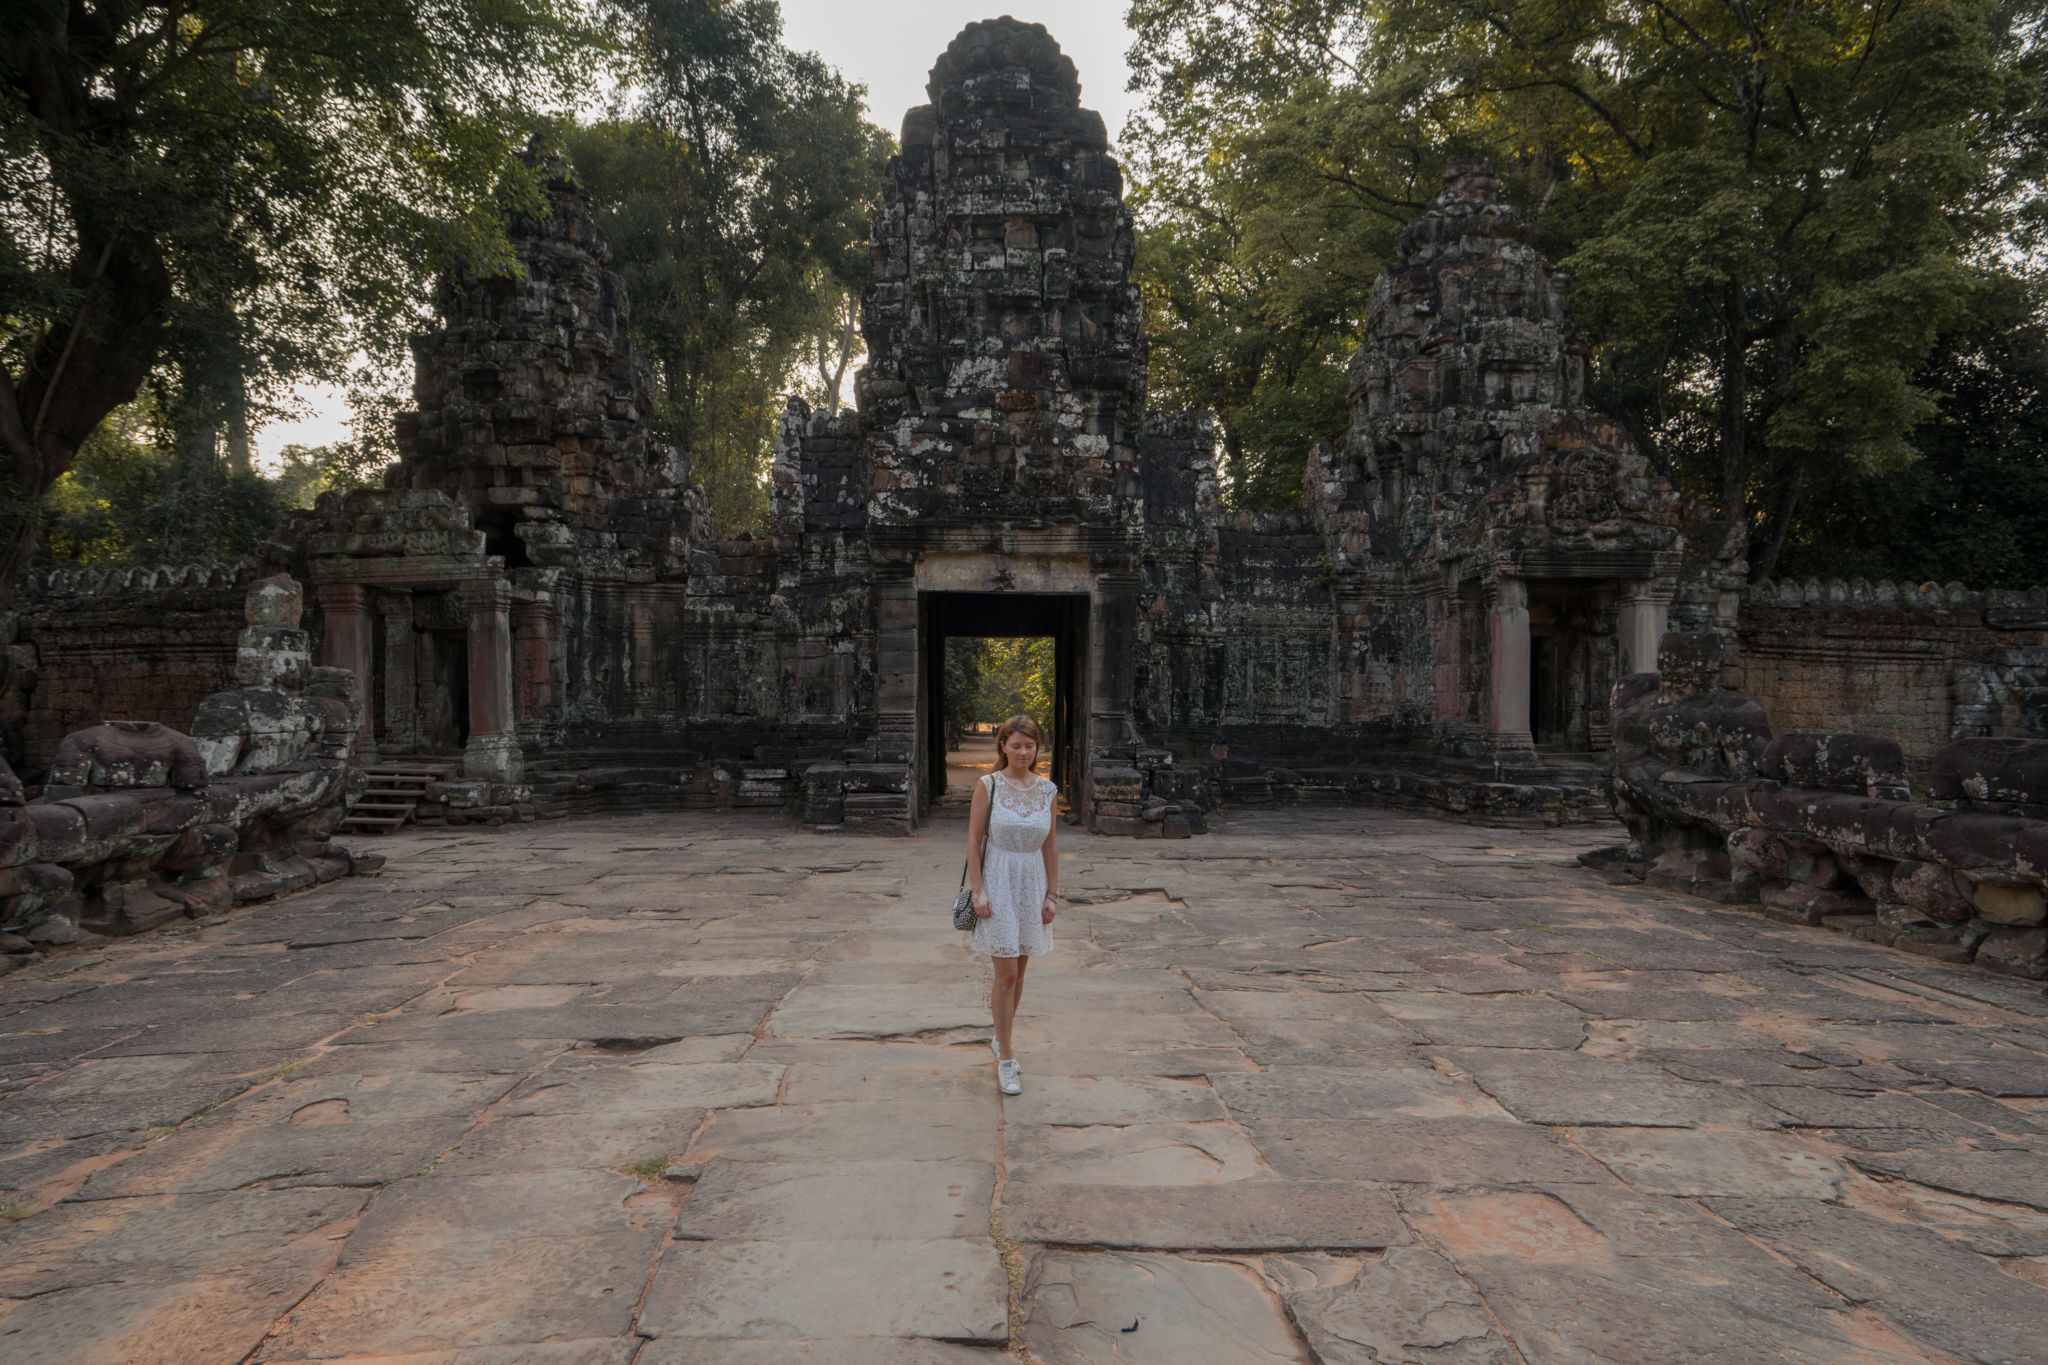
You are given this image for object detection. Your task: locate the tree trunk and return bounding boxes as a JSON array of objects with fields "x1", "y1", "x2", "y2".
[
  {"x1": 0, "y1": 224, "x2": 174, "y2": 603},
  {"x1": 226, "y1": 370, "x2": 253, "y2": 477},
  {"x1": 1718, "y1": 283, "x2": 1751, "y2": 563},
  {"x1": 1749, "y1": 460, "x2": 1805, "y2": 582}
]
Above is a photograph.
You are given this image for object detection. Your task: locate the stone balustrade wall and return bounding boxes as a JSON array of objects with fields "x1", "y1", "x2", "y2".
[
  {"x1": 1738, "y1": 578, "x2": 2048, "y2": 773},
  {"x1": 1601, "y1": 630, "x2": 2048, "y2": 982},
  {"x1": 14, "y1": 562, "x2": 259, "y2": 776}
]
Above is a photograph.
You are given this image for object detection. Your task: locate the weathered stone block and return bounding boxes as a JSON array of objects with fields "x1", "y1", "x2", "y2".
[
  {"x1": 1932, "y1": 737, "x2": 2048, "y2": 810},
  {"x1": 1760, "y1": 732, "x2": 1910, "y2": 800},
  {"x1": 1964, "y1": 879, "x2": 2048, "y2": 926},
  {"x1": 48, "y1": 720, "x2": 208, "y2": 794},
  {"x1": 1977, "y1": 927, "x2": 2048, "y2": 979},
  {"x1": 1891, "y1": 861, "x2": 1974, "y2": 921}
]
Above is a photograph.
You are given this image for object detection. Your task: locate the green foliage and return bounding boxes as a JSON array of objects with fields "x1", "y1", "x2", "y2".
[
  {"x1": 943, "y1": 638, "x2": 1056, "y2": 733},
  {"x1": 1127, "y1": 0, "x2": 2048, "y2": 572},
  {"x1": 0, "y1": 0, "x2": 603, "y2": 593},
  {"x1": 41, "y1": 400, "x2": 290, "y2": 568},
  {"x1": 1777, "y1": 323, "x2": 2048, "y2": 587},
  {"x1": 564, "y1": 0, "x2": 891, "y2": 535}
]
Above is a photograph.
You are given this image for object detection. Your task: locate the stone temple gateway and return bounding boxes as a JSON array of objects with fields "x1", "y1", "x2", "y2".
[
  {"x1": 14, "y1": 19, "x2": 2043, "y2": 857},
  {"x1": 249, "y1": 19, "x2": 1695, "y2": 835}
]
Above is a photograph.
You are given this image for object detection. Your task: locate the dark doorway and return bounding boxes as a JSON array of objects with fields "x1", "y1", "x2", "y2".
[
  {"x1": 921, "y1": 592, "x2": 1087, "y2": 799},
  {"x1": 1528, "y1": 583, "x2": 1605, "y2": 752},
  {"x1": 419, "y1": 630, "x2": 470, "y2": 754}
]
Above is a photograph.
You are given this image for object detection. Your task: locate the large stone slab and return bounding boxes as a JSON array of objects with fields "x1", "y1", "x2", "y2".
[
  {"x1": 766, "y1": 983, "x2": 991, "y2": 1039},
  {"x1": 771, "y1": 1041, "x2": 994, "y2": 1104},
  {"x1": 1847, "y1": 1148, "x2": 2048, "y2": 1212},
  {"x1": 1894, "y1": 1054, "x2": 2048, "y2": 1096},
  {"x1": 1756, "y1": 1086, "x2": 1987, "y2": 1132},
  {"x1": 0, "y1": 1269, "x2": 336, "y2": 1365},
  {"x1": 1572, "y1": 1127, "x2": 1850, "y2": 1197},
  {"x1": 0, "y1": 1050, "x2": 294, "y2": 1142},
  {"x1": 253, "y1": 1067, "x2": 525, "y2": 1123},
  {"x1": 433, "y1": 1110, "x2": 706, "y2": 1177},
  {"x1": 676, "y1": 1160, "x2": 994, "y2": 1241},
  {"x1": 1004, "y1": 1120, "x2": 1267, "y2": 1186},
  {"x1": 1708, "y1": 1196, "x2": 2048, "y2": 1365},
  {"x1": 1373, "y1": 991, "x2": 1588, "y2": 1049},
  {"x1": 1281, "y1": 1246, "x2": 1516, "y2": 1365},
  {"x1": 637, "y1": 1342, "x2": 1000, "y2": 1365},
  {"x1": 262, "y1": 1170, "x2": 661, "y2": 1359},
  {"x1": 1022, "y1": 1250, "x2": 1307, "y2": 1364},
  {"x1": 686, "y1": 1102, "x2": 992, "y2": 1164},
  {"x1": 0, "y1": 1186, "x2": 367, "y2": 1297},
  {"x1": 639, "y1": 1239, "x2": 1007, "y2": 1343},
  {"x1": 500, "y1": 1061, "x2": 783, "y2": 1116},
  {"x1": 74, "y1": 1115, "x2": 473, "y2": 1198},
  {"x1": 1412, "y1": 1188, "x2": 1891, "y2": 1364},
  {"x1": 1212, "y1": 1064, "x2": 1511, "y2": 1121},
  {"x1": 1002, "y1": 1179, "x2": 1406, "y2": 1250},
  {"x1": 1247, "y1": 1117, "x2": 1611, "y2": 1185},
  {"x1": 1003, "y1": 1074, "x2": 1229, "y2": 1125},
  {"x1": 1436, "y1": 1048, "x2": 1778, "y2": 1128}
]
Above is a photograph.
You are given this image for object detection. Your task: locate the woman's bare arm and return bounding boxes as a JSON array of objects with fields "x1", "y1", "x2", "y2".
[{"x1": 1040, "y1": 794, "x2": 1059, "y2": 922}]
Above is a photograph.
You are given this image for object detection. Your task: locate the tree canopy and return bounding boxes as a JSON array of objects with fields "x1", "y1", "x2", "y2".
[
  {"x1": 1127, "y1": 0, "x2": 2048, "y2": 577},
  {"x1": 565, "y1": 0, "x2": 891, "y2": 534},
  {"x1": 1, "y1": 0, "x2": 596, "y2": 590}
]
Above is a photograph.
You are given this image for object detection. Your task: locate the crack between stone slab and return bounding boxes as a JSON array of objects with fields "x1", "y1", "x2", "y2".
[
  {"x1": 977, "y1": 949, "x2": 1037, "y2": 1363},
  {"x1": 1387, "y1": 1212, "x2": 1534, "y2": 1365},
  {"x1": 3, "y1": 947, "x2": 505, "y2": 1217}
]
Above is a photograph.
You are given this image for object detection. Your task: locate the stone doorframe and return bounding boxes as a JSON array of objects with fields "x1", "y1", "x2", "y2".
[
  {"x1": 920, "y1": 590, "x2": 1089, "y2": 798},
  {"x1": 309, "y1": 564, "x2": 523, "y2": 783},
  {"x1": 1467, "y1": 550, "x2": 1679, "y2": 757},
  {"x1": 867, "y1": 536, "x2": 1141, "y2": 827}
]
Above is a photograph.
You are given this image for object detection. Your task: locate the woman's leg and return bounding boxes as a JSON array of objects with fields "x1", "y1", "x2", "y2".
[
  {"x1": 991, "y1": 956, "x2": 1023, "y2": 1060},
  {"x1": 1009, "y1": 954, "x2": 1030, "y2": 1025}
]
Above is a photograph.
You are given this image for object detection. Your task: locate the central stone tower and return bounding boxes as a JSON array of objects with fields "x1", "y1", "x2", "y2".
[
  {"x1": 858, "y1": 17, "x2": 1146, "y2": 527},
  {"x1": 788, "y1": 17, "x2": 1154, "y2": 818}
]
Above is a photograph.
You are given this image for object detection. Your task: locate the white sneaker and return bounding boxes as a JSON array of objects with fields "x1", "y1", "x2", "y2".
[
  {"x1": 998, "y1": 1058, "x2": 1022, "y2": 1095},
  {"x1": 991, "y1": 1037, "x2": 1002, "y2": 1062}
]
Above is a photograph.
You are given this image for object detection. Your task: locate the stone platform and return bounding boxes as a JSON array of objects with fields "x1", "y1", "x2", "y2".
[{"x1": 3, "y1": 808, "x2": 2048, "y2": 1362}]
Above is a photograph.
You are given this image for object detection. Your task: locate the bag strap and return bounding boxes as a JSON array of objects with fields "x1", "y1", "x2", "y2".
[{"x1": 957, "y1": 773, "x2": 996, "y2": 888}]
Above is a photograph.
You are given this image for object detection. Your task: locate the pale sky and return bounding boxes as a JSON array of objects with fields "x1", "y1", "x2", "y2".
[
  {"x1": 254, "y1": 4, "x2": 1142, "y2": 465},
  {"x1": 778, "y1": 2, "x2": 1141, "y2": 143}
]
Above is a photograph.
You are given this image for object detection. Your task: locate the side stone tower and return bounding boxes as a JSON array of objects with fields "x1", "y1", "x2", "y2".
[
  {"x1": 391, "y1": 162, "x2": 703, "y2": 570},
  {"x1": 1307, "y1": 160, "x2": 1683, "y2": 756},
  {"x1": 858, "y1": 17, "x2": 1146, "y2": 527}
]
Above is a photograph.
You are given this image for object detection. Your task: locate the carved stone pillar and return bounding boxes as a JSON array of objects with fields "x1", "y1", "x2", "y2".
[
  {"x1": 1617, "y1": 579, "x2": 1674, "y2": 678},
  {"x1": 1486, "y1": 577, "x2": 1534, "y2": 753},
  {"x1": 316, "y1": 583, "x2": 374, "y2": 761},
  {"x1": 459, "y1": 578, "x2": 521, "y2": 782},
  {"x1": 1433, "y1": 583, "x2": 1463, "y2": 722},
  {"x1": 511, "y1": 594, "x2": 560, "y2": 749},
  {"x1": 379, "y1": 591, "x2": 417, "y2": 755}
]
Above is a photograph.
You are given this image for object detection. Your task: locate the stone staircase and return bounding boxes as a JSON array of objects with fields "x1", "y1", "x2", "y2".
[{"x1": 339, "y1": 763, "x2": 450, "y2": 834}]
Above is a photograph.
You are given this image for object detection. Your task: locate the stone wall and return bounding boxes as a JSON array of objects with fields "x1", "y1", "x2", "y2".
[
  {"x1": 1603, "y1": 630, "x2": 2048, "y2": 981},
  {"x1": 16, "y1": 564, "x2": 257, "y2": 777},
  {"x1": 1, "y1": 575, "x2": 377, "y2": 970},
  {"x1": 1739, "y1": 579, "x2": 2048, "y2": 773}
]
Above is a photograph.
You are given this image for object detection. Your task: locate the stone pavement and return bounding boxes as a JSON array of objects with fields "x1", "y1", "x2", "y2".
[{"x1": 5, "y1": 811, "x2": 2048, "y2": 1363}]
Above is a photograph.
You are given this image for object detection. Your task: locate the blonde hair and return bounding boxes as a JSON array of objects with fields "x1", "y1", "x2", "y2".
[{"x1": 993, "y1": 714, "x2": 1044, "y2": 773}]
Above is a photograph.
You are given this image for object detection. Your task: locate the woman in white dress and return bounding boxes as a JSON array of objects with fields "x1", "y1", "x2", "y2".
[{"x1": 965, "y1": 714, "x2": 1059, "y2": 1095}]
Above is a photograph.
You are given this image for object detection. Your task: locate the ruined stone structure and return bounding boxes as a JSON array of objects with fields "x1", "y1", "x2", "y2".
[
  {"x1": 1739, "y1": 578, "x2": 2048, "y2": 768},
  {"x1": 1600, "y1": 629, "x2": 2048, "y2": 980},
  {"x1": 0, "y1": 575, "x2": 375, "y2": 964},
  {"x1": 11, "y1": 20, "x2": 2048, "y2": 855}
]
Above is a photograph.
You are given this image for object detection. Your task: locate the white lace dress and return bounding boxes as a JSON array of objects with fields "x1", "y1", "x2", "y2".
[{"x1": 970, "y1": 773, "x2": 1057, "y2": 958}]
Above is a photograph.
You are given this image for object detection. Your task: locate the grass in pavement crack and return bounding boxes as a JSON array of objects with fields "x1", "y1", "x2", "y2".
[{"x1": 989, "y1": 1207, "x2": 1036, "y2": 1361}]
